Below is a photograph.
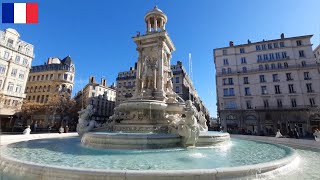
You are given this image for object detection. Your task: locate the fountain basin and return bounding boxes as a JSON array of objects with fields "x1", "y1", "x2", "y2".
[
  {"x1": 0, "y1": 137, "x2": 298, "y2": 180},
  {"x1": 197, "y1": 131, "x2": 230, "y2": 146},
  {"x1": 118, "y1": 100, "x2": 167, "y2": 111},
  {"x1": 81, "y1": 132, "x2": 181, "y2": 149}
]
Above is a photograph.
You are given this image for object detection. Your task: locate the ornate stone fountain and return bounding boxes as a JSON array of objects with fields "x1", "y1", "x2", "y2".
[{"x1": 77, "y1": 6, "x2": 230, "y2": 149}]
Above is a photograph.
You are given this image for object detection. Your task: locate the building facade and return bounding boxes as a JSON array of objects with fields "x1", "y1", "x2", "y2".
[
  {"x1": 0, "y1": 28, "x2": 34, "y2": 129},
  {"x1": 74, "y1": 76, "x2": 116, "y2": 122},
  {"x1": 214, "y1": 33, "x2": 320, "y2": 136},
  {"x1": 314, "y1": 44, "x2": 320, "y2": 62},
  {"x1": 116, "y1": 61, "x2": 210, "y2": 120},
  {"x1": 25, "y1": 56, "x2": 75, "y2": 127}
]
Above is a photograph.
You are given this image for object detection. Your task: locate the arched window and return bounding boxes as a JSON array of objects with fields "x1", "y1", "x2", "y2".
[
  {"x1": 226, "y1": 114, "x2": 237, "y2": 120},
  {"x1": 43, "y1": 86, "x2": 46, "y2": 92},
  {"x1": 47, "y1": 85, "x2": 51, "y2": 92},
  {"x1": 34, "y1": 86, "x2": 37, "y2": 92}
]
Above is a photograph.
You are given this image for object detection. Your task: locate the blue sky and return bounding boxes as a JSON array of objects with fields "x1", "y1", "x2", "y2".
[{"x1": 2, "y1": 0, "x2": 320, "y2": 117}]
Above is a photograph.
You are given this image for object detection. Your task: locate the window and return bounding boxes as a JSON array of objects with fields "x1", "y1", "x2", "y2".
[
  {"x1": 306, "y1": 83, "x2": 313, "y2": 93},
  {"x1": 286, "y1": 73, "x2": 293, "y2": 81},
  {"x1": 246, "y1": 100, "x2": 252, "y2": 109},
  {"x1": 288, "y1": 84, "x2": 295, "y2": 93},
  {"x1": 281, "y1": 52, "x2": 287, "y2": 59},
  {"x1": 175, "y1": 77, "x2": 179, "y2": 83},
  {"x1": 41, "y1": 75, "x2": 44, "y2": 80},
  {"x1": 7, "y1": 82, "x2": 14, "y2": 91},
  {"x1": 304, "y1": 72, "x2": 310, "y2": 80},
  {"x1": 226, "y1": 101, "x2": 237, "y2": 109},
  {"x1": 277, "y1": 99, "x2": 283, "y2": 107},
  {"x1": 263, "y1": 99, "x2": 269, "y2": 108},
  {"x1": 4, "y1": 51, "x2": 10, "y2": 59},
  {"x1": 301, "y1": 61, "x2": 306, "y2": 67},
  {"x1": 256, "y1": 45, "x2": 261, "y2": 51},
  {"x1": 11, "y1": 69, "x2": 17, "y2": 77},
  {"x1": 269, "y1": 53, "x2": 275, "y2": 60},
  {"x1": 275, "y1": 52, "x2": 281, "y2": 59},
  {"x1": 240, "y1": 48, "x2": 245, "y2": 54},
  {"x1": 262, "y1": 44, "x2": 266, "y2": 50},
  {"x1": 228, "y1": 78, "x2": 233, "y2": 85},
  {"x1": 0, "y1": 80, "x2": 2, "y2": 89},
  {"x1": 275, "y1": 85, "x2": 281, "y2": 94},
  {"x1": 280, "y1": 42, "x2": 285, "y2": 47},
  {"x1": 271, "y1": 63, "x2": 276, "y2": 69},
  {"x1": 257, "y1": 55, "x2": 262, "y2": 61},
  {"x1": 273, "y1": 42, "x2": 279, "y2": 48},
  {"x1": 273, "y1": 74, "x2": 279, "y2": 82},
  {"x1": 222, "y1": 50, "x2": 227, "y2": 55},
  {"x1": 242, "y1": 67, "x2": 247, "y2": 72},
  {"x1": 0, "y1": 65, "x2": 6, "y2": 74},
  {"x1": 291, "y1": 99, "x2": 297, "y2": 107},
  {"x1": 223, "y1": 88, "x2": 228, "y2": 96},
  {"x1": 296, "y1": 40, "x2": 302, "y2": 46},
  {"x1": 15, "y1": 85, "x2": 22, "y2": 93},
  {"x1": 223, "y1": 59, "x2": 229, "y2": 65},
  {"x1": 261, "y1": 86, "x2": 267, "y2": 94},
  {"x1": 263, "y1": 54, "x2": 269, "y2": 60},
  {"x1": 259, "y1": 75, "x2": 266, "y2": 82},
  {"x1": 22, "y1": 59, "x2": 28, "y2": 65},
  {"x1": 284, "y1": 62, "x2": 288, "y2": 68},
  {"x1": 18, "y1": 71, "x2": 25, "y2": 79},
  {"x1": 299, "y1": 50, "x2": 305, "y2": 57},
  {"x1": 245, "y1": 87, "x2": 251, "y2": 96},
  {"x1": 229, "y1": 88, "x2": 234, "y2": 96},
  {"x1": 227, "y1": 68, "x2": 232, "y2": 74},
  {"x1": 45, "y1": 75, "x2": 49, "y2": 80},
  {"x1": 268, "y1": 43, "x2": 273, "y2": 49},
  {"x1": 222, "y1": 78, "x2": 227, "y2": 85},
  {"x1": 259, "y1": 65, "x2": 263, "y2": 71},
  {"x1": 7, "y1": 38, "x2": 14, "y2": 47},
  {"x1": 222, "y1": 68, "x2": 226, "y2": 74},
  {"x1": 50, "y1": 74, "x2": 53, "y2": 80},
  {"x1": 265, "y1": 64, "x2": 269, "y2": 70},
  {"x1": 64, "y1": 74, "x2": 68, "y2": 80},
  {"x1": 92, "y1": 92, "x2": 95, "y2": 97},
  {"x1": 243, "y1": 77, "x2": 249, "y2": 84},
  {"x1": 241, "y1": 57, "x2": 246, "y2": 64},
  {"x1": 175, "y1": 86, "x2": 180, "y2": 93},
  {"x1": 37, "y1": 76, "x2": 40, "y2": 81},
  {"x1": 15, "y1": 56, "x2": 20, "y2": 63},
  {"x1": 309, "y1": 98, "x2": 316, "y2": 107}
]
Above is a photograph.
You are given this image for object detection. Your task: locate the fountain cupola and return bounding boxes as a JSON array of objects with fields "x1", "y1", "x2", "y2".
[{"x1": 144, "y1": 6, "x2": 167, "y2": 33}]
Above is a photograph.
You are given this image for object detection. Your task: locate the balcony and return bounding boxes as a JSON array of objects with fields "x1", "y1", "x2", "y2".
[
  {"x1": 255, "y1": 105, "x2": 310, "y2": 110},
  {"x1": 223, "y1": 94, "x2": 235, "y2": 97},
  {"x1": 257, "y1": 56, "x2": 290, "y2": 63},
  {"x1": 217, "y1": 63, "x2": 320, "y2": 77},
  {"x1": 307, "y1": 90, "x2": 315, "y2": 93},
  {"x1": 304, "y1": 77, "x2": 312, "y2": 80}
]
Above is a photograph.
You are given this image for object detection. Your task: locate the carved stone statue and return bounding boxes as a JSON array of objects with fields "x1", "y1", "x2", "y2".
[
  {"x1": 77, "y1": 105, "x2": 98, "y2": 136},
  {"x1": 176, "y1": 100, "x2": 200, "y2": 147},
  {"x1": 142, "y1": 56, "x2": 157, "y2": 90},
  {"x1": 198, "y1": 112, "x2": 208, "y2": 132}
]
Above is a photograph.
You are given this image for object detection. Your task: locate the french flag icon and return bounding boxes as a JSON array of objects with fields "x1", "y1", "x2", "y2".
[{"x1": 2, "y1": 3, "x2": 38, "y2": 24}]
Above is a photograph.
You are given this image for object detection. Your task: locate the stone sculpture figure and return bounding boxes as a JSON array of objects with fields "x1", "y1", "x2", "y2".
[
  {"x1": 142, "y1": 56, "x2": 157, "y2": 90},
  {"x1": 198, "y1": 112, "x2": 208, "y2": 132},
  {"x1": 77, "y1": 105, "x2": 98, "y2": 136},
  {"x1": 177, "y1": 100, "x2": 200, "y2": 147}
]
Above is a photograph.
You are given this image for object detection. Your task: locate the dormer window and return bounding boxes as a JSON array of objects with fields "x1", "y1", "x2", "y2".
[{"x1": 7, "y1": 39, "x2": 13, "y2": 48}]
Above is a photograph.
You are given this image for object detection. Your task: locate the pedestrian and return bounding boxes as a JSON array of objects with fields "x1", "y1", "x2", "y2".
[
  {"x1": 275, "y1": 129, "x2": 284, "y2": 138},
  {"x1": 23, "y1": 125, "x2": 31, "y2": 135},
  {"x1": 294, "y1": 128, "x2": 300, "y2": 139},
  {"x1": 34, "y1": 121, "x2": 38, "y2": 132},
  {"x1": 314, "y1": 129, "x2": 319, "y2": 141},
  {"x1": 59, "y1": 126, "x2": 64, "y2": 134},
  {"x1": 65, "y1": 126, "x2": 69, "y2": 133}
]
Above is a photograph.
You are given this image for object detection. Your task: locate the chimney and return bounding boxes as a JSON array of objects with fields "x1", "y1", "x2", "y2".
[
  {"x1": 130, "y1": 67, "x2": 133, "y2": 71},
  {"x1": 177, "y1": 61, "x2": 182, "y2": 66},
  {"x1": 134, "y1": 62, "x2": 137, "y2": 70},
  {"x1": 280, "y1": 33, "x2": 285, "y2": 39},
  {"x1": 229, "y1": 41, "x2": 234, "y2": 47},
  {"x1": 247, "y1": 39, "x2": 251, "y2": 44},
  {"x1": 101, "y1": 78, "x2": 107, "y2": 87},
  {"x1": 89, "y1": 76, "x2": 96, "y2": 84}
]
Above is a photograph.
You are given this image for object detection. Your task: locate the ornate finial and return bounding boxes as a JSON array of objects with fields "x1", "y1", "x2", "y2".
[{"x1": 154, "y1": 5, "x2": 158, "y2": 9}]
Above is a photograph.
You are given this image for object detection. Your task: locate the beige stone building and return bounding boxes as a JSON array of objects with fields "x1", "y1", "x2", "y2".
[
  {"x1": 0, "y1": 28, "x2": 34, "y2": 129},
  {"x1": 314, "y1": 44, "x2": 320, "y2": 62},
  {"x1": 74, "y1": 76, "x2": 116, "y2": 122},
  {"x1": 116, "y1": 61, "x2": 210, "y2": 120},
  {"x1": 25, "y1": 56, "x2": 75, "y2": 127},
  {"x1": 214, "y1": 33, "x2": 320, "y2": 136}
]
